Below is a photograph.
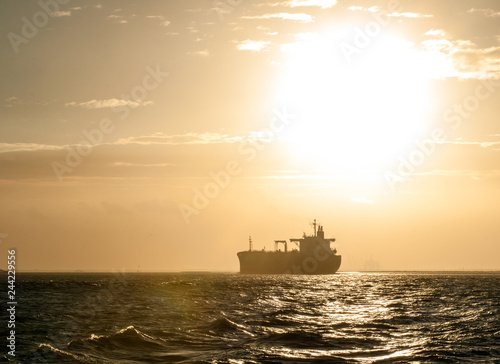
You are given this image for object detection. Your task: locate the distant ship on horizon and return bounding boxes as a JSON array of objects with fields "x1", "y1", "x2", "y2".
[{"x1": 237, "y1": 220, "x2": 341, "y2": 274}]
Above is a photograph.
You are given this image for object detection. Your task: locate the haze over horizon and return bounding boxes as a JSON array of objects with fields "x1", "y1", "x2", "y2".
[{"x1": 1, "y1": 0, "x2": 500, "y2": 272}]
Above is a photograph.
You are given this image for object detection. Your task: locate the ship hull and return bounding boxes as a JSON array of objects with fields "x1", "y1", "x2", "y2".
[{"x1": 237, "y1": 251, "x2": 341, "y2": 274}]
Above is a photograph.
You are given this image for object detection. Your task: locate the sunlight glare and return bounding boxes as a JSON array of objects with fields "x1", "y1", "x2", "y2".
[{"x1": 277, "y1": 32, "x2": 434, "y2": 175}]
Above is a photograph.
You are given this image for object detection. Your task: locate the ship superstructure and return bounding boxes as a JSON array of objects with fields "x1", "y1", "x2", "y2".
[{"x1": 237, "y1": 220, "x2": 341, "y2": 274}]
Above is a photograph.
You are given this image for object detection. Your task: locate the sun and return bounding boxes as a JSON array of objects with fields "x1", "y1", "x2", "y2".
[{"x1": 276, "y1": 31, "x2": 434, "y2": 174}]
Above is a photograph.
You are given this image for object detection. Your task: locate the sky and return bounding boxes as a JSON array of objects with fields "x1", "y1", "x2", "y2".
[{"x1": 1, "y1": 0, "x2": 500, "y2": 272}]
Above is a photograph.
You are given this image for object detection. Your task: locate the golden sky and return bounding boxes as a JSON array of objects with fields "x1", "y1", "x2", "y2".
[{"x1": 1, "y1": 0, "x2": 500, "y2": 271}]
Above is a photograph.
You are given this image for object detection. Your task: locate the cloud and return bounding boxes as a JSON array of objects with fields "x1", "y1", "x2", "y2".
[
  {"x1": 352, "y1": 196, "x2": 373, "y2": 204},
  {"x1": 113, "y1": 129, "x2": 292, "y2": 147},
  {"x1": 65, "y1": 98, "x2": 154, "y2": 109},
  {"x1": 347, "y1": 6, "x2": 380, "y2": 12},
  {"x1": 241, "y1": 13, "x2": 314, "y2": 23},
  {"x1": 347, "y1": 7, "x2": 432, "y2": 18},
  {"x1": 432, "y1": 139, "x2": 500, "y2": 150},
  {"x1": 187, "y1": 49, "x2": 210, "y2": 57},
  {"x1": 236, "y1": 40, "x2": 271, "y2": 52},
  {"x1": 287, "y1": 0, "x2": 337, "y2": 8},
  {"x1": 420, "y1": 36, "x2": 500, "y2": 79},
  {"x1": 0, "y1": 132, "x2": 247, "y2": 156},
  {"x1": 145, "y1": 15, "x2": 170, "y2": 26},
  {"x1": 414, "y1": 169, "x2": 500, "y2": 180},
  {"x1": 4, "y1": 96, "x2": 19, "y2": 107},
  {"x1": 3, "y1": 97, "x2": 48, "y2": 108},
  {"x1": 388, "y1": 12, "x2": 433, "y2": 18},
  {"x1": 450, "y1": 45, "x2": 500, "y2": 79},
  {"x1": 425, "y1": 29, "x2": 446, "y2": 37},
  {"x1": 421, "y1": 39, "x2": 454, "y2": 52},
  {"x1": 0, "y1": 143, "x2": 63, "y2": 153},
  {"x1": 111, "y1": 162, "x2": 175, "y2": 167},
  {"x1": 114, "y1": 132, "x2": 243, "y2": 146},
  {"x1": 468, "y1": 8, "x2": 500, "y2": 17},
  {"x1": 293, "y1": 32, "x2": 317, "y2": 40},
  {"x1": 54, "y1": 11, "x2": 72, "y2": 17},
  {"x1": 262, "y1": 0, "x2": 336, "y2": 8},
  {"x1": 107, "y1": 14, "x2": 128, "y2": 24}
]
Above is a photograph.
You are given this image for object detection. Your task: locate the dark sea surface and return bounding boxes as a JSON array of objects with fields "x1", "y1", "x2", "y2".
[{"x1": 3, "y1": 272, "x2": 500, "y2": 363}]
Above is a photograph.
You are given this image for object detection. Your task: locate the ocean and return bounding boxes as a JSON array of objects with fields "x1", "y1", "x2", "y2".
[{"x1": 3, "y1": 272, "x2": 500, "y2": 363}]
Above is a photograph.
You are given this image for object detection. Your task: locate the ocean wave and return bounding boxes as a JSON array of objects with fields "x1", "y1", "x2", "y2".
[
  {"x1": 68, "y1": 326, "x2": 166, "y2": 352},
  {"x1": 32, "y1": 343, "x2": 95, "y2": 363},
  {"x1": 64, "y1": 326, "x2": 197, "y2": 363},
  {"x1": 201, "y1": 317, "x2": 255, "y2": 337},
  {"x1": 257, "y1": 330, "x2": 386, "y2": 351}
]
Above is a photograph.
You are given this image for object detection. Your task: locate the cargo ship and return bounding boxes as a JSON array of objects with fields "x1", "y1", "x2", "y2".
[{"x1": 237, "y1": 220, "x2": 341, "y2": 274}]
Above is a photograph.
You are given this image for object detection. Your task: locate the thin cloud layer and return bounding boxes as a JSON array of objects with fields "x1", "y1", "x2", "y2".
[
  {"x1": 287, "y1": 0, "x2": 337, "y2": 8},
  {"x1": 388, "y1": 12, "x2": 433, "y2": 18},
  {"x1": 65, "y1": 99, "x2": 154, "y2": 109},
  {"x1": 114, "y1": 132, "x2": 244, "y2": 146},
  {"x1": 468, "y1": 8, "x2": 500, "y2": 17},
  {"x1": 0, "y1": 143, "x2": 63, "y2": 153},
  {"x1": 241, "y1": 13, "x2": 314, "y2": 22},
  {"x1": 236, "y1": 40, "x2": 271, "y2": 51}
]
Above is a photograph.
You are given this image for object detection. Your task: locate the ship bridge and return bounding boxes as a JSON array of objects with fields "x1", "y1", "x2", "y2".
[{"x1": 289, "y1": 220, "x2": 335, "y2": 254}]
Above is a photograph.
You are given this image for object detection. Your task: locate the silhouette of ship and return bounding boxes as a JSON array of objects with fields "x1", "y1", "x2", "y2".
[{"x1": 237, "y1": 220, "x2": 341, "y2": 274}]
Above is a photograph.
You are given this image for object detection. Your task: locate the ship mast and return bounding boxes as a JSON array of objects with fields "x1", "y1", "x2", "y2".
[
  {"x1": 249, "y1": 236, "x2": 252, "y2": 251},
  {"x1": 312, "y1": 219, "x2": 317, "y2": 237}
]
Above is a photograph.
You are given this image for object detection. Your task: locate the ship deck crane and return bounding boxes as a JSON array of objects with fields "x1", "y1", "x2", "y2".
[{"x1": 274, "y1": 240, "x2": 287, "y2": 252}]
